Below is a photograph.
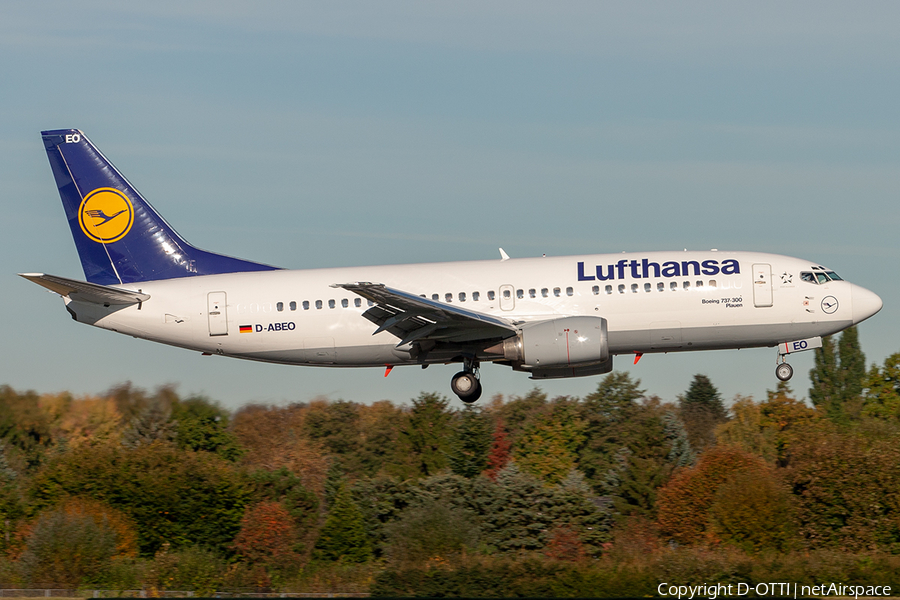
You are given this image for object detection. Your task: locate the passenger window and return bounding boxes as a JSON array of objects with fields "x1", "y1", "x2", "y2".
[
  {"x1": 529, "y1": 288, "x2": 537, "y2": 298},
  {"x1": 644, "y1": 283, "x2": 652, "y2": 292},
  {"x1": 517, "y1": 289, "x2": 524, "y2": 299},
  {"x1": 290, "y1": 301, "x2": 297, "y2": 311},
  {"x1": 303, "y1": 300, "x2": 310, "y2": 310},
  {"x1": 328, "y1": 299, "x2": 335, "y2": 309},
  {"x1": 709, "y1": 280, "x2": 717, "y2": 288},
  {"x1": 566, "y1": 287, "x2": 574, "y2": 296},
  {"x1": 488, "y1": 290, "x2": 496, "y2": 301},
  {"x1": 473, "y1": 291, "x2": 480, "y2": 301},
  {"x1": 618, "y1": 284, "x2": 626, "y2": 294},
  {"x1": 631, "y1": 284, "x2": 639, "y2": 293},
  {"x1": 432, "y1": 293, "x2": 439, "y2": 300},
  {"x1": 696, "y1": 281, "x2": 703, "y2": 288},
  {"x1": 657, "y1": 282, "x2": 664, "y2": 292},
  {"x1": 315, "y1": 300, "x2": 323, "y2": 309},
  {"x1": 605, "y1": 285, "x2": 613, "y2": 294},
  {"x1": 541, "y1": 288, "x2": 549, "y2": 298},
  {"x1": 276, "y1": 302, "x2": 284, "y2": 312},
  {"x1": 341, "y1": 298, "x2": 349, "y2": 308},
  {"x1": 670, "y1": 282, "x2": 677, "y2": 291},
  {"x1": 554, "y1": 287, "x2": 561, "y2": 297},
  {"x1": 355, "y1": 298, "x2": 362, "y2": 308},
  {"x1": 503, "y1": 289, "x2": 511, "y2": 299},
  {"x1": 683, "y1": 281, "x2": 690, "y2": 290},
  {"x1": 459, "y1": 292, "x2": 466, "y2": 302},
  {"x1": 445, "y1": 293, "x2": 453, "y2": 302},
  {"x1": 592, "y1": 285, "x2": 599, "y2": 295},
  {"x1": 368, "y1": 300, "x2": 374, "y2": 307}
]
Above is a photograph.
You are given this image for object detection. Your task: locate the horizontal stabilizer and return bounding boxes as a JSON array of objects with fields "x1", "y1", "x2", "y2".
[{"x1": 18, "y1": 273, "x2": 149, "y2": 305}]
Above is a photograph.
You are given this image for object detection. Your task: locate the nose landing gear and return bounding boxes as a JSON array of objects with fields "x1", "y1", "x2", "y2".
[
  {"x1": 451, "y1": 358, "x2": 482, "y2": 403},
  {"x1": 775, "y1": 361, "x2": 793, "y2": 381}
]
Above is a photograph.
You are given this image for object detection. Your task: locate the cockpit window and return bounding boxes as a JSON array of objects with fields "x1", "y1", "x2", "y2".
[{"x1": 802, "y1": 270, "x2": 843, "y2": 284}]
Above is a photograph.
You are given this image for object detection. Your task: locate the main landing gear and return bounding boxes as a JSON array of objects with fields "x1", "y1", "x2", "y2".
[{"x1": 451, "y1": 358, "x2": 482, "y2": 403}]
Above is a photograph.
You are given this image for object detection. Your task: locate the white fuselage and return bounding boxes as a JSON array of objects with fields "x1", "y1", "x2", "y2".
[{"x1": 63, "y1": 250, "x2": 878, "y2": 371}]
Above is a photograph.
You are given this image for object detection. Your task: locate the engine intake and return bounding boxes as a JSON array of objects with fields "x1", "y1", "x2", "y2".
[{"x1": 495, "y1": 316, "x2": 609, "y2": 368}]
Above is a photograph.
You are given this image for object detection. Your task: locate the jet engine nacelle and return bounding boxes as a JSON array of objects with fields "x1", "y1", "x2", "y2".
[{"x1": 496, "y1": 316, "x2": 609, "y2": 369}]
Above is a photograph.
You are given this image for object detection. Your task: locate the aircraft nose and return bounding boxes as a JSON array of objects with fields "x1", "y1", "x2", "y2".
[{"x1": 851, "y1": 284, "x2": 883, "y2": 324}]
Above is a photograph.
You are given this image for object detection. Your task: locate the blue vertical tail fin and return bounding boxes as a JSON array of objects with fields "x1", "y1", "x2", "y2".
[{"x1": 41, "y1": 129, "x2": 279, "y2": 285}]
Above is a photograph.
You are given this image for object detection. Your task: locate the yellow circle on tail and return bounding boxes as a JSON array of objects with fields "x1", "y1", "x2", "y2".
[{"x1": 78, "y1": 188, "x2": 134, "y2": 244}]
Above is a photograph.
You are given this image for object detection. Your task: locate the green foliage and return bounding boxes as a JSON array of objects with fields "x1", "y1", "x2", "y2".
[
  {"x1": 147, "y1": 545, "x2": 227, "y2": 595},
  {"x1": 399, "y1": 392, "x2": 454, "y2": 477},
  {"x1": 384, "y1": 497, "x2": 481, "y2": 564},
  {"x1": 246, "y1": 467, "x2": 319, "y2": 532},
  {"x1": 19, "y1": 506, "x2": 120, "y2": 586},
  {"x1": 810, "y1": 327, "x2": 867, "y2": 424},
  {"x1": 787, "y1": 431, "x2": 900, "y2": 552},
  {"x1": 708, "y1": 470, "x2": 797, "y2": 552},
  {"x1": 495, "y1": 388, "x2": 548, "y2": 445},
  {"x1": 30, "y1": 442, "x2": 250, "y2": 556},
  {"x1": 863, "y1": 352, "x2": 900, "y2": 420},
  {"x1": 514, "y1": 398, "x2": 585, "y2": 485},
  {"x1": 448, "y1": 405, "x2": 492, "y2": 478},
  {"x1": 171, "y1": 396, "x2": 243, "y2": 461},
  {"x1": 0, "y1": 386, "x2": 54, "y2": 470},
  {"x1": 314, "y1": 484, "x2": 372, "y2": 563},
  {"x1": 679, "y1": 374, "x2": 728, "y2": 450}
]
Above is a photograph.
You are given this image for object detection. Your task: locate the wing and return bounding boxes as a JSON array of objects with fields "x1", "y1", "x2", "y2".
[
  {"x1": 19, "y1": 273, "x2": 150, "y2": 306},
  {"x1": 333, "y1": 282, "x2": 517, "y2": 346}
]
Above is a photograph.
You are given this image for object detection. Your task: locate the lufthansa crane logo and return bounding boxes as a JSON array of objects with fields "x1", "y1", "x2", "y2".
[{"x1": 78, "y1": 188, "x2": 134, "y2": 244}]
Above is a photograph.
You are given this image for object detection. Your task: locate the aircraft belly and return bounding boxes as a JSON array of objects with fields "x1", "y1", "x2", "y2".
[
  {"x1": 239, "y1": 343, "x2": 403, "y2": 367},
  {"x1": 608, "y1": 319, "x2": 853, "y2": 354}
]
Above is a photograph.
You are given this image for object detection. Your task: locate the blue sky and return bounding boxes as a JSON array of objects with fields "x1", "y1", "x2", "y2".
[{"x1": 3, "y1": 1, "x2": 898, "y2": 409}]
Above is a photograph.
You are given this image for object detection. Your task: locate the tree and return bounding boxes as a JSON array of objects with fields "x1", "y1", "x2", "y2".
[
  {"x1": 232, "y1": 501, "x2": 300, "y2": 570},
  {"x1": 838, "y1": 326, "x2": 867, "y2": 419},
  {"x1": 383, "y1": 497, "x2": 481, "y2": 565},
  {"x1": 313, "y1": 483, "x2": 372, "y2": 562},
  {"x1": 810, "y1": 327, "x2": 866, "y2": 424},
  {"x1": 399, "y1": 392, "x2": 454, "y2": 477},
  {"x1": 484, "y1": 419, "x2": 512, "y2": 480},
  {"x1": 448, "y1": 405, "x2": 492, "y2": 478},
  {"x1": 514, "y1": 398, "x2": 585, "y2": 485},
  {"x1": 786, "y1": 431, "x2": 900, "y2": 552},
  {"x1": 172, "y1": 396, "x2": 243, "y2": 461},
  {"x1": 656, "y1": 445, "x2": 772, "y2": 545},
  {"x1": 30, "y1": 442, "x2": 249, "y2": 555},
  {"x1": 678, "y1": 374, "x2": 728, "y2": 450},
  {"x1": 863, "y1": 352, "x2": 900, "y2": 421},
  {"x1": 18, "y1": 498, "x2": 137, "y2": 586}
]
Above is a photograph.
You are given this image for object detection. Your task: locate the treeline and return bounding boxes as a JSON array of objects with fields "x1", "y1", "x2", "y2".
[{"x1": 0, "y1": 327, "x2": 899, "y2": 595}]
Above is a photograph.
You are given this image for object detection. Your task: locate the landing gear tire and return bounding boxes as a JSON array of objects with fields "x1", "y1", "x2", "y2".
[
  {"x1": 775, "y1": 362, "x2": 794, "y2": 382},
  {"x1": 451, "y1": 371, "x2": 482, "y2": 403}
]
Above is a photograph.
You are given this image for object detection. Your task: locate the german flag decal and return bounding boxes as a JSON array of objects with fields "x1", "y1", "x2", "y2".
[{"x1": 239, "y1": 325, "x2": 253, "y2": 333}]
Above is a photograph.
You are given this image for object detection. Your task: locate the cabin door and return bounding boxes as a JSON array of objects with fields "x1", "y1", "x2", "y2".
[
  {"x1": 752, "y1": 264, "x2": 773, "y2": 308},
  {"x1": 207, "y1": 291, "x2": 229, "y2": 336}
]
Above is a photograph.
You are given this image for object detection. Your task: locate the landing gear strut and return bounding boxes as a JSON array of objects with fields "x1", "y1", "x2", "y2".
[
  {"x1": 775, "y1": 361, "x2": 793, "y2": 381},
  {"x1": 451, "y1": 358, "x2": 482, "y2": 403}
]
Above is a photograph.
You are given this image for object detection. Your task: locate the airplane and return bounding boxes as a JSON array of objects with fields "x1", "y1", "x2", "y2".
[{"x1": 20, "y1": 129, "x2": 883, "y2": 403}]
